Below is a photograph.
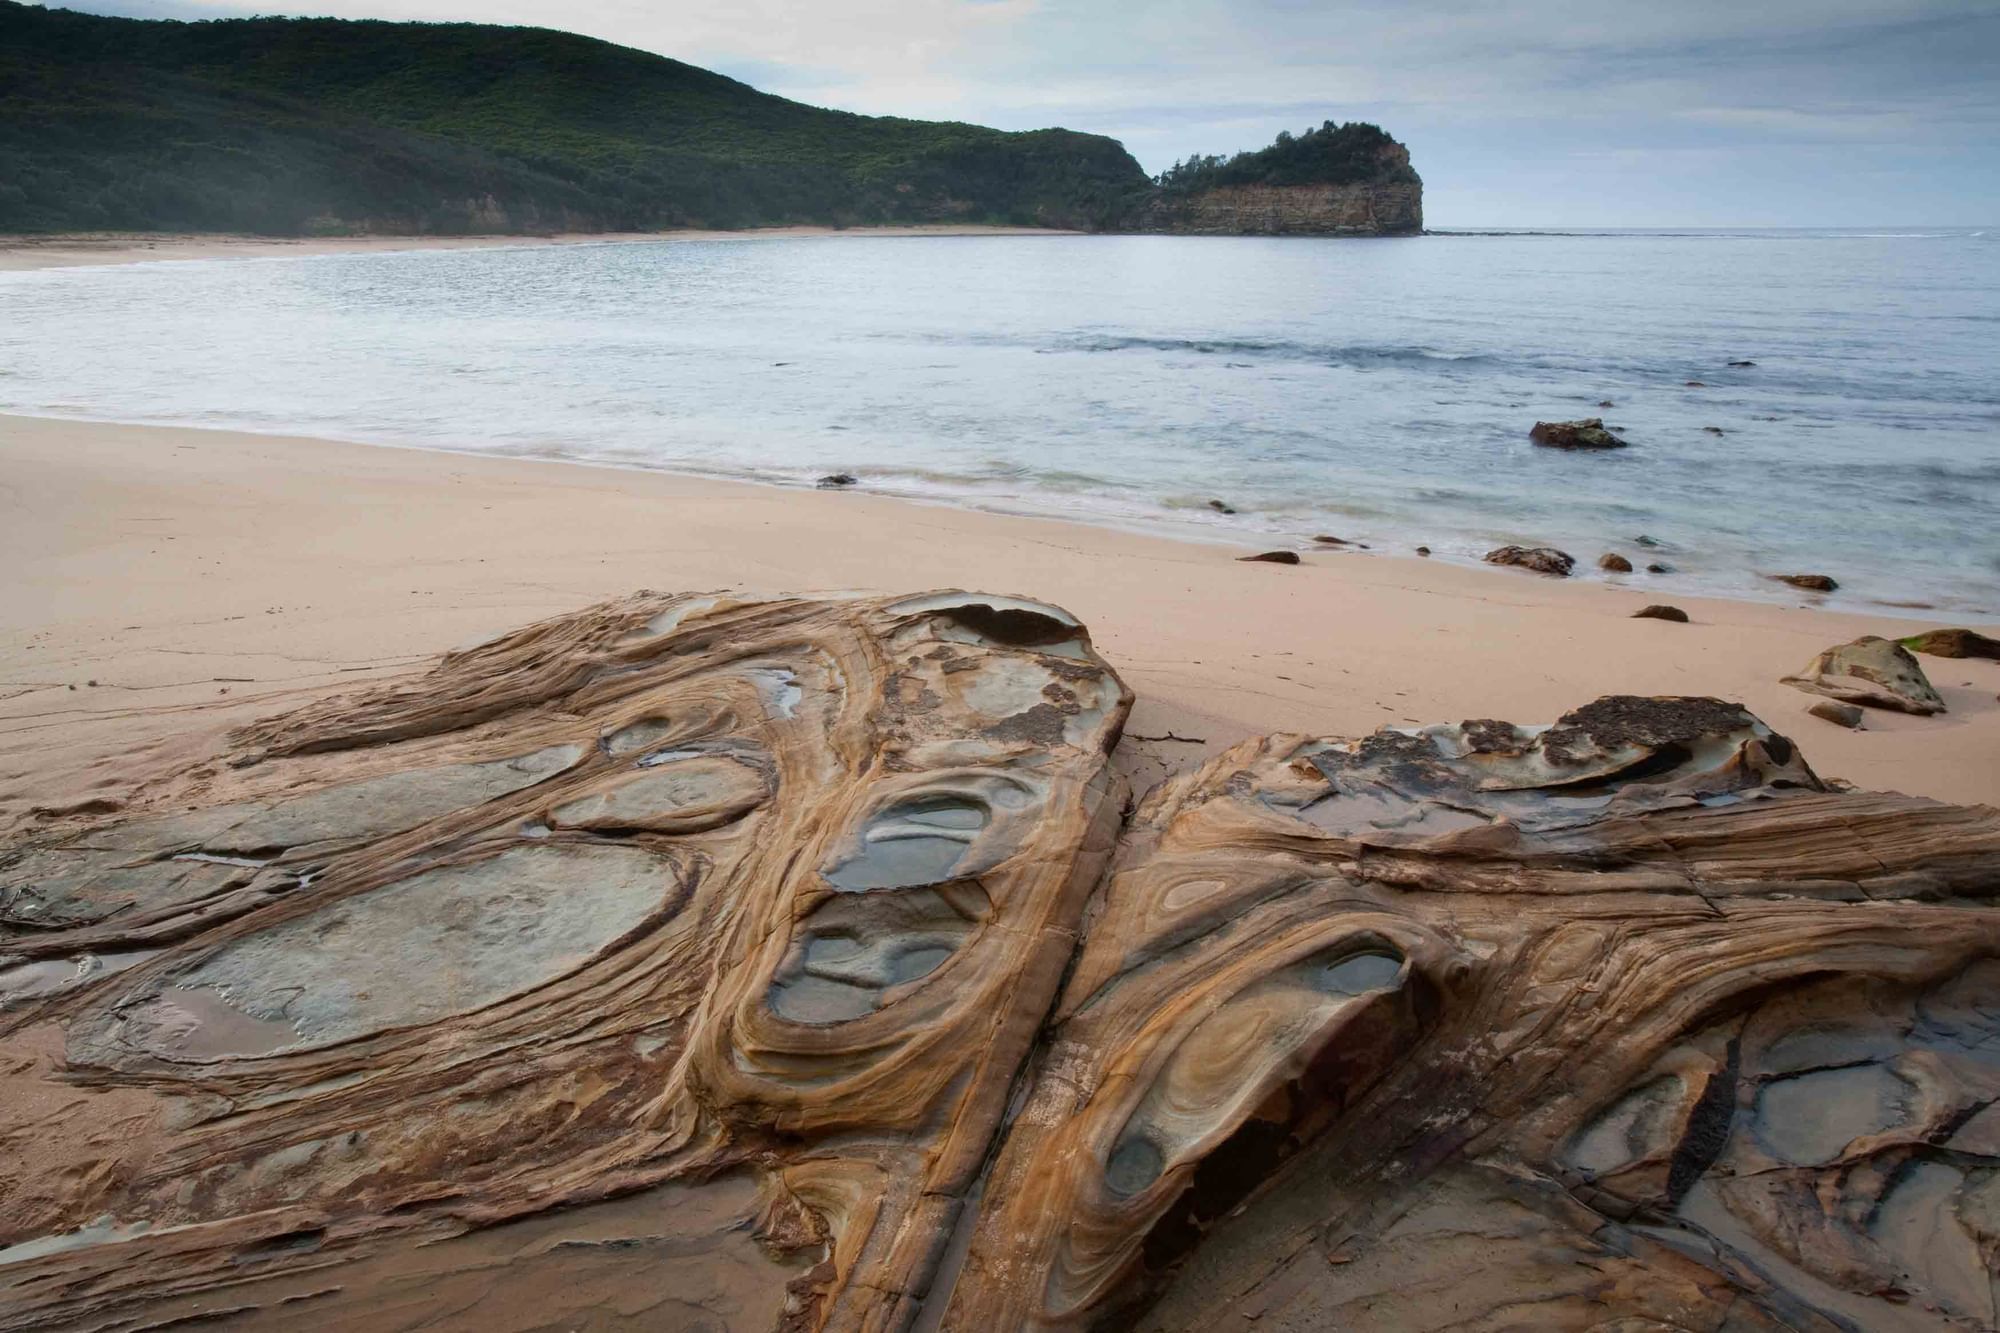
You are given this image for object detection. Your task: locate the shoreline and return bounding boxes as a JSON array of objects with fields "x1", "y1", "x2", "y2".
[
  {"x1": 0, "y1": 224, "x2": 1082, "y2": 273},
  {"x1": 0, "y1": 406, "x2": 1973, "y2": 625},
  {"x1": 3, "y1": 412, "x2": 1995, "y2": 827}
]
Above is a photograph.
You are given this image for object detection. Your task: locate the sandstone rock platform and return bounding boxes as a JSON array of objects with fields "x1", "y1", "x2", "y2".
[{"x1": 2, "y1": 592, "x2": 1997, "y2": 1331}]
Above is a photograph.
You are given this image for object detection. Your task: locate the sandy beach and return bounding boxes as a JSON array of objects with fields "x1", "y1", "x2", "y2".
[
  {"x1": 0, "y1": 225, "x2": 1080, "y2": 273},
  {"x1": 3, "y1": 411, "x2": 1994, "y2": 829}
]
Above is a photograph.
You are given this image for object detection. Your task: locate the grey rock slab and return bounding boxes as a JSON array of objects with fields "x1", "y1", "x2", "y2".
[{"x1": 75, "y1": 842, "x2": 676, "y2": 1063}]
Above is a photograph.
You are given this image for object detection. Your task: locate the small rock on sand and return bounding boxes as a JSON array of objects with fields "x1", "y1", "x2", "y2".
[
  {"x1": 1238, "y1": 551, "x2": 1300, "y2": 565},
  {"x1": 1484, "y1": 546, "x2": 1575, "y2": 577},
  {"x1": 1530, "y1": 418, "x2": 1627, "y2": 450},
  {"x1": 1632, "y1": 605, "x2": 1689, "y2": 623},
  {"x1": 817, "y1": 473, "x2": 858, "y2": 489},
  {"x1": 1899, "y1": 628, "x2": 2000, "y2": 661},
  {"x1": 1783, "y1": 636, "x2": 1945, "y2": 716},
  {"x1": 1770, "y1": 573, "x2": 1838, "y2": 593},
  {"x1": 1599, "y1": 553, "x2": 1633, "y2": 573},
  {"x1": 1808, "y1": 700, "x2": 1864, "y2": 729}
]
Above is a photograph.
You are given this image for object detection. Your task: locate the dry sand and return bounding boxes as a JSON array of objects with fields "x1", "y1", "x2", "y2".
[
  {"x1": 2, "y1": 412, "x2": 1995, "y2": 827},
  {"x1": 0, "y1": 225, "x2": 1079, "y2": 272}
]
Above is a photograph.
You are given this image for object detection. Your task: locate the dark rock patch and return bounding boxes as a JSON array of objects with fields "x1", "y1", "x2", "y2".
[
  {"x1": 1484, "y1": 546, "x2": 1575, "y2": 577},
  {"x1": 1530, "y1": 418, "x2": 1627, "y2": 450},
  {"x1": 1770, "y1": 573, "x2": 1838, "y2": 593},
  {"x1": 1899, "y1": 628, "x2": 2000, "y2": 661}
]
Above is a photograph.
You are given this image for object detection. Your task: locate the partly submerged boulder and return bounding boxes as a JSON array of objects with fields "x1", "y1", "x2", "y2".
[
  {"x1": 1783, "y1": 634, "x2": 1946, "y2": 715},
  {"x1": 1530, "y1": 417, "x2": 1627, "y2": 450},
  {"x1": 1900, "y1": 627, "x2": 2000, "y2": 661},
  {"x1": 1484, "y1": 545, "x2": 1575, "y2": 576},
  {"x1": 1770, "y1": 572, "x2": 1838, "y2": 593},
  {"x1": 1598, "y1": 552, "x2": 1633, "y2": 573}
]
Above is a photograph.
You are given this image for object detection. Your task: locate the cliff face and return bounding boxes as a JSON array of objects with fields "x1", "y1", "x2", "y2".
[
  {"x1": 1151, "y1": 179, "x2": 1422, "y2": 235},
  {"x1": 1142, "y1": 132, "x2": 1423, "y2": 236}
]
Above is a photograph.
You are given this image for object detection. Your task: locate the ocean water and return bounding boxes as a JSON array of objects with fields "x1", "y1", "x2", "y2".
[{"x1": 3, "y1": 228, "x2": 1996, "y2": 614}]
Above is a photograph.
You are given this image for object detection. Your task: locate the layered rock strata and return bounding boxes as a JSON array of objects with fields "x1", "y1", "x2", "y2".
[{"x1": 3, "y1": 594, "x2": 1997, "y2": 1331}]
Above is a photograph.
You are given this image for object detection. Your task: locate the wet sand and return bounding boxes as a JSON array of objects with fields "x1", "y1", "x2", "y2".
[
  {"x1": 2, "y1": 411, "x2": 1996, "y2": 827},
  {"x1": 0, "y1": 225, "x2": 1079, "y2": 272}
]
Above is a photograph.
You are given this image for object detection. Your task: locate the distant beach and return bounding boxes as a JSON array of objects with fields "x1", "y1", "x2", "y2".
[{"x1": 0, "y1": 225, "x2": 1080, "y2": 273}]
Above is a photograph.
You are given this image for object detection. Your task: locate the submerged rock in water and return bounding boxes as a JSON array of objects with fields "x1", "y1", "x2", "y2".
[
  {"x1": 1238, "y1": 550, "x2": 1300, "y2": 565},
  {"x1": 1207, "y1": 499, "x2": 1237, "y2": 515},
  {"x1": 1783, "y1": 635, "x2": 1947, "y2": 715},
  {"x1": 1632, "y1": 604, "x2": 1689, "y2": 622},
  {"x1": 1599, "y1": 552, "x2": 1633, "y2": 573},
  {"x1": 815, "y1": 472, "x2": 858, "y2": 488},
  {"x1": 1646, "y1": 561, "x2": 1673, "y2": 574},
  {"x1": 1900, "y1": 627, "x2": 2000, "y2": 661},
  {"x1": 5, "y1": 600, "x2": 1999, "y2": 1333},
  {"x1": 1484, "y1": 545, "x2": 1575, "y2": 576},
  {"x1": 1529, "y1": 417, "x2": 1627, "y2": 450},
  {"x1": 1808, "y1": 699, "x2": 1865, "y2": 728},
  {"x1": 1771, "y1": 572, "x2": 1838, "y2": 592}
]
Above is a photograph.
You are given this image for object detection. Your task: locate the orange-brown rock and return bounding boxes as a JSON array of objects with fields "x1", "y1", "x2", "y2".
[{"x1": 4, "y1": 598, "x2": 1998, "y2": 1332}]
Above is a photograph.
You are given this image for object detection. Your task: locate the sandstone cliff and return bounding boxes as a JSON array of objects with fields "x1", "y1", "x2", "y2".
[
  {"x1": 1140, "y1": 121, "x2": 1424, "y2": 236},
  {"x1": 1148, "y1": 178, "x2": 1422, "y2": 236}
]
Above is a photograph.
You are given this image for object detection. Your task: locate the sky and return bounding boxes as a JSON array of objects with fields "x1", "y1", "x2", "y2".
[{"x1": 60, "y1": 0, "x2": 2000, "y2": 227}]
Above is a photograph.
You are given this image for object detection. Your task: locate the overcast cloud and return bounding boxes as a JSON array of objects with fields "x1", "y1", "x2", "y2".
[{"x1": 61, "y1": 0, "x2": 2000, "y2": 225}]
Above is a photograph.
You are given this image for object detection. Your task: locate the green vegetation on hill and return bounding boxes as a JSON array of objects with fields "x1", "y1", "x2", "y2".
[
  {"x1": 1154, "y1": 121, "x2": 1419, "y2": 195},
  {"x1": 0, "y1": 1, "x2": 1152, "y2": 234}
]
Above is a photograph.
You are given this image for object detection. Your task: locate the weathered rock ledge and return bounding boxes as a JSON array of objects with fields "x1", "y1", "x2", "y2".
[{"x1": 3, "y1": 591, "x2": 1996, "y2": 1331}]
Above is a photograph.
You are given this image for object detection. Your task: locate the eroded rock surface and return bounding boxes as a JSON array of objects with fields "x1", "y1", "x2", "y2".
[
  {"x1": 0, "y1": 589, "x2": 1131, "y2": 1331},
  {"x1": 948, "y1": 697, "x2": 2000, "y2": 1330},
  {"x1": 3, "y1": 599, "x2": 1998, "y2": 1332}
]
